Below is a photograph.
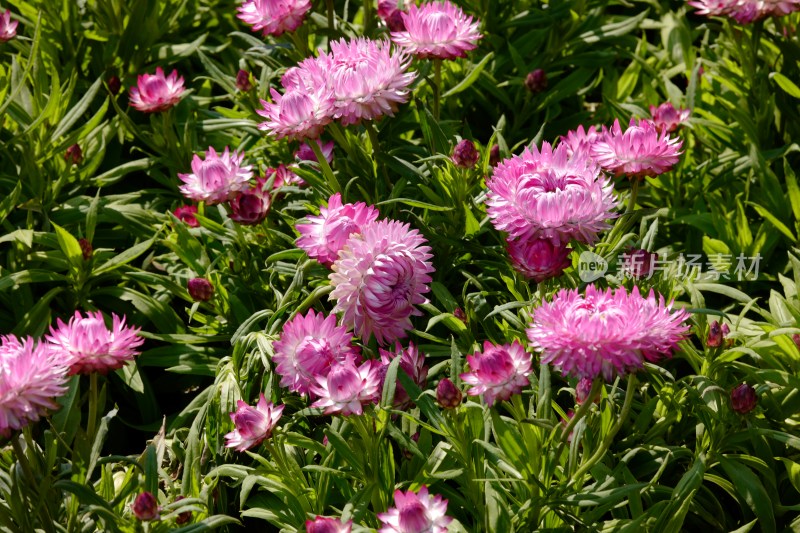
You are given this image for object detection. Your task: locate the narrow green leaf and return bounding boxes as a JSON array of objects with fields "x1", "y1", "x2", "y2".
[
  {"x1": 92, "y1": 236, "x2": 156, "y2": 275},
  {"x1": 442, "y1": 53, "x2": 493, "y2": 98},
  {"x1": 719, "y1": 456, "x2": 776, "y2": 533},
  {"x1": 52, "y1": 222, "x2": 84, "y2": 270},
  {"x1": 770, "y1": 72, "x2": 800, "y2": 99}
]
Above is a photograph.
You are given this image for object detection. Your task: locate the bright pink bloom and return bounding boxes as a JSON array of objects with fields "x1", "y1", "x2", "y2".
[
  {"x1": 688, "y1": 0, "x2": 800, "y2": 23},
  {"x1": 649, "y1": 103, "x2": 690, "y2": 133},
  {"x1": 0, "y1": 336, "x2": 68, "y2": 437},
  {"x1": 590, "y1": 118, "x2": 683, "y2": 179},
  {"x1": 378, "y1": 486, "x2": 453, "y2": 533},
  {"x1": 527, "y1": 285, "x2": 690, "y2": 381},
  {"x1": 47, "y1": 311, "x2": 144, "y2": 375},
  {"x1": 296, "y1": 193, "x2": 380, "y2": 267},
  {"x1": 330, "y1": 219, "x2": 434, "y2": 345},
  {"x1": 224, "y1": 393, "x2": 284, "y2": 451},
  {"x1": 460, "y1": 341, "x2": 532, "y2": 406},
  {"x1": 129, "y1": 67, "x2": 185, "y2": 113},
  {"x1": 295, "y1": 139, "x2": 335, "y2": 164},
  {"x1": 486, "y1": 142, "x2": 619, "y2": 245},
  {"x1": 270, "y1": 164, "x2": 306, "y2": 189},
  {"x1": 0, "y1": 9, "x2": 18, "y2": 42},
  {"x1": 391, "y1": 1, "x2": 482, "y2": 60},
  {"x1": 258, "y1": 88, "x2": 333, "y2": 141},
  {"x1": 559, "y1": 124, "x2": 601, "y2": 159},
  {"x1": 229, "y1": 177, "x2": 271, "y2": 225},
  {"x1": 178, "y1": 147, "x2": 254, "y2": 205},
  {"x1": 379, "y1": 342, "x2": 428, "y2": 407},
  {"x1": 272, "y1": 310, "x2": 361, "y2": 396},
  {"x1": 305, "y1": 516, "x2": 353, "y2": 533},
  {"x1": 507, "y1": 238, "x2": 571, "y2": 282},
  {"x1": 132, "y1": 492, "x2": 160, "y2": 521},
  {"x1": 173, "y1": 205, "x2": 199, "y2": 227},
  {"x1": 310, "y1": 361, "x2": 382, "y2": 415},
  {"x1": 237, "y1": 0, "x2": 312, "y2": 36}
]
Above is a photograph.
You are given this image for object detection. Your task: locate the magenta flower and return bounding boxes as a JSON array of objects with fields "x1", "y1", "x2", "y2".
[
  {"x1": 132, "y1": 492, "x2": 160, "y2": 521},
  {"x1": 452, "y1": 139, "x2": 479, "y2": 168},
  {"x1": 237, "y1": 0, "x2": 311, "y2": 36},
  {"x1": 0, "y1": 336, "x2": 68, "y2": 437},
  {"x1": 305, "y1": 516, "x2": 353, "y2": 533},
  {"x1": 507, "y1": 238, "x2": 571, "y2": 282},
  {"x1": 178, "y1": 147, "x2": 254, "y2": 205},
  {"x1": 486, "y1": 142, "x2": 619, "y2": 245},
  {"x1": 272, "y1": 310, "x2": 361, "y2": 396},
  {"x1": 296, "y1": 193, "x2": 380, "y2": 267},
  {"x1": 47, "y1": 311, "x2": 144, "y2": 375},
  {"x1": 258, "y1": 88, "x2": 333, "y2": 141},
  {"x1": 649, "y1": 103, "x2": 690, "y2": 133},
  {"x1": 129, "y1": 67, "x2": 185, "y2": 113},
  {"x1": 229, "y1": 177, "x2": 271, "y2": 225},
  {"x1": 173, "y1": 205, "x2": 199, "y2": 227},
  {"x1": 590, "y1": 118, "x2": 683, "y2": 179},
  {"x1": 378, "y1": 486, "x2": 453, "y2": 533},
  {"x1": 379, "y1": 342, "x2": 428, "y2": 407},
  {"x1": 224, "y1": 393, "x2": 284, "y2": 451},
  {"x1": 559, "y1": 124, "x2": 601, "y2": 159},
  {"x1": 270, "y1": 164, "x2": 306, "y2": 189},
  {"x1": 330, "y1": 219, "x2": 434, "y2": 345},
  {"x1": 436, "y1": 378, "x2": 462, "y2": 409},
  {"x1": 460, "y1": 341, "x2": 532, "y2": 406},
  {"x1": 187, "y1": 278, "x2": 214, "y2": 302},
  {"x1": 688, "y1": 0, "x2": 799, "y2": 23},
  {"x1": 295, "y1": 139, "x2": 335, "y2": 164},
  {"x1": 391, "y1": 1, "x2": 482, "y2": 60},
  {"x1": 310, "y1": 360, "x2": 382, "y2": 415},
  {"x1": 0, "y1": 9, "x2": 18, "y2": 42},
  {"x1": 527, "y1": 285, "x2": 690, "y2": 381},
  {"x1": 730, "y1": 383, "x2": 758, "y2": 414}
]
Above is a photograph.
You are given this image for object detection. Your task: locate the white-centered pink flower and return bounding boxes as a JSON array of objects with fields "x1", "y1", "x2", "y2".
[
  {"x1": 590, "y1": 118, "x2": 683, "y2": 179},
  {"x1": 310, "y1": 360, "x2": 382, "y2": 415},
  {"x1": 224, "y1": 393, "x2": 284, "y2": 452},
  {"x1": 0, "y1": 9, "x2": 18, "y2": 42},
  {"x1": 379, "y1": 342, "x2": 428, "y2": 408},
  {"x1": 46, "y1": 311, "x2": 144, "y2": 375},
  {"x1": 378, "y1": 485, "x2": 453, "y2": 533},
  {"x1": 178, "y1": 147, "x2": 253, "y2": 205},
  {"x1": 305, "y1": 516, "x2": 353, "y2": 533},
  {"x1": 649, "y1": 103, "x2": 690, "y2": 133},
  {"x1": 507, "y1": 238, "x2": 571, "y2": 282},
  {"x1": 527, "y1": 285, "x2": 690, "y2": 381},
  {"x1": 460, "y1": 341, "x2": 532, "y2": 406},
  {"x1": 391, "y1": 1, "x2": 482, "y2": 60},
  {"x1": 237, "y1": 0, "x2": 312, "y2": 36},
  {"x1": 296, "y1": 193, "x2": 380, "y2": 267},
  {"x1": 129, "y1": 67, "x2": 185, "y2": 113},
  {"x1": 330, "y1": 219, "x2": 434, "y2": 345}
]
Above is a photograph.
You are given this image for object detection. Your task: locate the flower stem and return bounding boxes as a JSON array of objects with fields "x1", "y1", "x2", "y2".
[
  {"x1": 87, "y1": 372, "x2": 99, "y2": 443},
  {"x1": 433, "y1": 60, "x2": 442, "y2": 121},
  {"x1": 309, "y1": 140, "x2": 341, "y2": 194},
  {"x1": 363, "y1": 0, "x2": 374, "y2": 35},
  {"x1": 326, "y1": 0, "x2": 335, "y2": 32},
  {"x1": 627, "y1": 179, "x2": 639, "y2": 213},
  {"x1": 551, "y1": 378, "x2": 602, "y2": 467}
]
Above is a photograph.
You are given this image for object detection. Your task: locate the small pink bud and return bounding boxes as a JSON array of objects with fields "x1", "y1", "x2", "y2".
[
  {"x1": 235, "y1": 69, "x2": 253, "y2": 92},
  {"x1": 65, "y1": 144, "x2": 82, "y2": 166},
  {"x1": 507, "y1": 238, "x2": 571, "y2": 282},
  {"x1": 489, "y1": 144, "x2": 501, "y2": 167},
  {"x1": 575, "y1": 377, "x2": 596, "y2": 404},
  {"x1": 229, "y1": 187, "x2": 270, "y2": 226},
  {"x1": 385, "y1": 9, "x2": 406, "y2": 31},
  {"x1": 305, "y1": 515, "x2": 353, "y2": 533},
  {"x1": 78, "y1": 238, "x2": 92, "y2": 261},
  {"x1": 132, "y1": 491, "x2": 160, "y2": 521},
  {"x1": 452, "y1": 139, "x2": 479, "y2": 169},
  {"x1": 187, "y1": 278, "x2": 214, "y2": 302},
  {"x1": 453, "y1": 307, "x2": 466, "y2": 323},
  {"x1": 730, "y1": 384, "x2": 757, "y2": 414},
  {"x1": 173, "y1": 205, "x2": 199, "y2": 227},
  {"x1": 706, "y1": 320, "x2": 729, "y2": 348},
  {"x1": 108, "y1": 75, "x2": 121, "y2": 96},
  {"x1": 525, "y1": 69, "x2": 548, "y2": 93},
  {"x1": 622, "y1": 248, "x2": 657, "y2": 279},
  {"x1": 174, "y1": 495, "x2": 192, "y2": 525},
  {"x1": 793, "y1": 333, "x2": 800, "y2": 348},
  {"x1": 436, "y1": 378, "x2": 462, "y2": 409}
]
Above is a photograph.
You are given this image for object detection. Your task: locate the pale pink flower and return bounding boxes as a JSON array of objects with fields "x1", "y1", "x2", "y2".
[
  {"x1": 296, "y1": 193, "x2": 380, "y2": 267},
  {"x1": 378, "y1": 486, "x2": 453, "y2": 533},
  {"x1": 129, "y1": 67, "x2": 185, "y2": 113},
  {"x1": 507, "y1": 238, "x2": 571, "y2": 282},
  {"x1": 330, "y1": 219, "x2": 434, "y2": 345},
  {"x1": 229, "y1": 177, "x2": 271, "y2": 225},
  {"x1": 310, "y1": 360, "x2": 382, "y2": 415},
  {"x1": 237, "y1": 0, "x2": 312, "y2": 36},
  {"x1": 559, "y1": 124, "x2": 601, "y2": 159},
  {"x1": 379, "y1": 342, "x2": 428, "y2": 407},
  {"x1": 305, "y1": 516, "x2": 353, "y2": 533},
  {"x1": 459, "y1": 341, "x2": 532, "y2": 406},
  {"x1": 295, "y1": 139, "x2": 335, "y2": 163},
  {"x1": 178, "y1": 147, "x2": 254, "y2": 205},
  {"x1": 590, "y1": 118, "x2": 683, "y2": 179},
  {"x1": 649, "y1": 103, "x2": 690, "y2": 133},
  {"x1": 224, "y1": 393, "x2": 284, "y2": 451},
  {"x1": 46, "y1": 311, "x2": 144, "y2": 375},
  {"x1": 270, "y1": 164, "x2": 306, "y2": 189},
  {"x1": 0, "y1": 9, "x2": 18, "y2": 42},
  {"x1": 258, "y1": 87, "x2": 333, "y2": 141},
  {"x1": 486, "y1": 142, "x2": 619, "y2": 245},
  {"x1": 0, "y1": 336, "x2": 68, "y2": 437},
  {"x1": 391, "y1": 1, "x2": 482, "y2": 60},
  {"x1": 527, "y1": 285, "x2": 690, "y2": 381},
  {"x1": 272, "y1": 310, "x2": 361, "y2": 396}
]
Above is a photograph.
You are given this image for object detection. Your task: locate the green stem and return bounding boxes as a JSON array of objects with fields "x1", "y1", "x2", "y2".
[
  {"x1": 87, "y1": 373, "x2": 99, "y2": 443},
  {"x1": 627, "y1": 179, "x2": 639, "y2": 213},
  {"x1": 326, "y1": 0, "x2": 335, "y2": 32},
  {"x1": 363, "y1": 0, "x2": 374, "y2": 35},
  {"x1": 11, "y1": 437, "x2": 56, "y2": 533},
  {"x1": 309, "y1": 140, "x2": 341, "y2": 194},
  {"x1": 551, "y1": 378, "x2": 602, "y2": 466},
  {"x1": 433, "y1": 60, "x2": 442, "y2": 121}
]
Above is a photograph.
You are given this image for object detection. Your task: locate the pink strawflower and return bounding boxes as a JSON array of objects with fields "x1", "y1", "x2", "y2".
[
  {"x1": 0, "y1": 9, "x2": 18, "y2": 42},
  {"x1": 486, "y1": 142, "x2": 619, "y2": 245},
  {"x1": 272, "y1": 310, "x2": 361, "y2": 396},
  {"x1": 378, "y1": 486, "x2": 453, "y2": 533},
  {"x1": 330, "y1": 219, "x2": 434, "y2": 345},
  {"x1": 0, "y1": 336, "x2": 68, "y2": 437},
  {"x1": 559, "y1": 124, "x2": 601, "y2": 159},
  {"x1": 132, "y1": 492, "x2": 160, "y2": 521},
  {"x1": 507, "y1": 238, "x2": 571, "y2": 282},
  {"x1": 378, "y1": 0, "x2": 405, "y2": 18},
  {"x1": 649, "y1": 103, "x2": 690, "y2": 133},
  {"x1": 224, "y1": 393, "x2": 284, "y2": 452},
  {"x1": 391, "y1": 1, "x2": 482, "y2": 60},
  {"x1": 527, "y1": 285, "x2": 690, "y2": 381},
  {"x1": 305, "y1": 516, "x2": 353, "y2": 533},
  {"x1": 237, "y1": 0, "x2": 312, "y2": 36},
  {"x1": 379, "y1": 342, "x2": 428, "y2": 407},
  {"x1": 270, "y1": 164, "x2": 306, "y2": 189},
  {"x1": 436, "y1": 378, "x2": 462, "y2": 409},
  {"x1": 47, "y1": 311, "x2": 144, "y2": 375},
  {"x1": 229, "y1": 177, "x2": 271, "y2": 225},
  {"x1": 730, "y1": 383, "x2": 758, "y2": 414},
  {"x1": 178, "y1": 147, "x2": 254, "y2": 205},
  {"x1": 258, "y1": 87, "x2": 333, "y2": 141},
  {"x1": 296, "y1": 193, "x2": 380, "y2": 267},
  {"x1": 459, "y1": 341, "x2": 532, "y2": 406},
  {"x1": 590, "y1": 118, "x2": 683, "y2": 179},
  {"x1": 128, "y1": 67, "x2": 185, "y2": 113},
  {"x1": 173, "y1": 205, "x2": 199, "y2": 227},
  {"x1": 295, "y1": 139, "x2": 335, "y2": 164},
  {"x1": 688, "y1": 0, "x2": 800, "y2": 22},
  {"x1": 310, "y1": 360, "x2": 382, "y2": 415}
]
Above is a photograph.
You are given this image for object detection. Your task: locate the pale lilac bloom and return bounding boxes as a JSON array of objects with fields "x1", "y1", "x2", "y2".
[
  {"x1": 391, "y1": 1, "x2": 482, "y2": 60},
  {"x1": 330, "y1": 219, "x2": 434, "y2": 345},
  {"x1": 129, "y1": 67, "x2": 185, "y2": 113},
  {"x1": 295, "y1": 139, "x2": 335, "y2": 163},
  {"x1": 272, "y1": 310, "x2": 361, "y2": 396},
  {"x1": 296, "y1": 193, "x2": 380, "y2": 267},
  {"x1": 178, "y1": 147, "x2": 254, "y2": 205},
  {"x1": 590, "y1": 118, "x2": 683, "y2": 179},
  {"x1": 310, "y1": 360, "x2": 382, "y2": 415},
  {"x1": 378, "y1": 485, "x2": 453, "y2": 533},
  {"x1": 224, "y1": 393, "x2": 284, "y2": 451},
  {"x1": 305, "y1": 516, "x2": 353, "y2": 533},
  {"x1": 527, "y1": 285, "x2": 690, "y2": 381},
  {"x1": 379, "y1": 342, "x2": 428, "y2": 407},
  {"x1": 0, "y1": 336, "x2": 68, "y2": 437},
  {"x1": 460, "y1": 341, "x2": 532, "y2": 406},
  {"x1": 507, "y1": 238, "x2": 571, "y2": 282},
  {"x1": 237, "y1": 0, "x2": 312, "y2": 36},
  {"x1": 559, "y1": 124, "x2": 601, "y2": 159},
  {"x1": 649, "y1": 103, "x2": 691, "y2": 133},
  {"x1": 486, "y1": 142, "x2": 619, "y2": 245},
  {"x1": 0, "y1": 9, "x2": 18, "y2": 42},
  {"x1": 229, "y1": 177, "x2": 271, "y2": 225},
  {"x1": 47, "y1": 311, "x2": 144, "y2": 375}
]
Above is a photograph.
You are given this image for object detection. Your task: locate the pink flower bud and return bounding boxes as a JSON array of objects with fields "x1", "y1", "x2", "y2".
[
  {"x1": 706, "y1": 320, "x2": 729, "y2": 348},
  {"x1": 453, "y1": 307, "x2": 466, "y2": 323},
  {"x1": 575, "y1": 377, "x2": 596, "y2": 404},
  {"x1": 65, "y1": 144, "x2": 82, "y2": 166},
  {"x1": 793, "y1": 333, "x2": 800, "y2": 348},
  {"x1": 132, "y1": 491, "x2": 160, "y2": 521},
  {"x1": 305, "y1": 515, "x2": 353, "y2": 533},
  {"x1": 452, "y1": 139, "x2": 479, "y2": 169},
  {"x1": 236, "y1": 69, "x2": 253, "y2": 92},
  {"x1": 489, "y1": 144, "x2": 501, "y2": 167},
  {"x1": 173, "y1": 205, "x2": 199, "y2": 227},
  {"x1": 187, "y1": 278, "x2": 214, "y2": 302},
  {"x1": 507, "y1": 238, "x2": 571, "y2": 283},
  {"x1": 229, "y1": 183, "x2": 271, "y2": 226},
  {"x1": 730, "y1": 383, "x2": 757, "y2": 414},
  {"x1": 525, "y1": 69, "x2": 547, "y2": 93},
  {"x1": 622, "y1": 248, "x2": 657, "y2": 279},
  {"x1": 436, "y1": 378, "x2": 462, "y2": 409},
  {"x1": 78, "y1": 238, "x2": 92, "y2": 261},
  {"x1": 108, "y1": 75, "x2": 121, "y2": 96}
]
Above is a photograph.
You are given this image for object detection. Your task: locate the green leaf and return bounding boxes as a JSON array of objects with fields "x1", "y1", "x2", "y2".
[
  {"x1": 770, "y1": 72, "x2": 800, "y2": 99},
  {"x1": 50, "y1": 76, "x2": 104, "y2": 141},
  {"x1": 376, "y1": 197, "x2": 453, "y2": 212},
  {"x1": 92, "y1": 236, "x2": 156, "y2": 276},
  {"x1": 747, "y1": 201, "x2": 796, "y2": 242},
  {"x1": 442, "y1": 52, "x2": 493, "y2": 98},
  {"x1": 52, "y1": 222, "x2": 84, "y2": 271},
  {"x1": 718, "y1": 456, "x2": 776, "y2": 533}
]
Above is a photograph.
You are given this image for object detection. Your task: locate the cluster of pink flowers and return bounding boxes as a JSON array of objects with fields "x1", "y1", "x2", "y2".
[
  {"x1": 688, "y1": 0, "x2": 800, "y2": 24},
  {"x1": 237, "y1": 0, "x2": 311, "y2": 37},
  {"x1": 1, "y1": 9, "x2": 18, "y2": 42},
  {"x1": 129, "y1": 67, "x2": 186, "y2": 113},
  {"x1": 390, "y1": 0, "x2": 482, "y2": 60}
]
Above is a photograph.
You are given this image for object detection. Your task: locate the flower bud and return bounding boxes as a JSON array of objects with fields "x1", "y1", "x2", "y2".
[
  {"x1": 706, "y1": 320, "x2": 730, "y2": 348},
  {"x1": 730, "y1": 383, "x2": 757, "y2": 414},
  {"x1": 108, "y1": 75, "x2": 121, "y2": 96},
  {"x1": 622, "y1": 248, "x2": 657, "y2": 279},
  {"x1": 385, "y1": 9, "x2": 406, "y2": 32},
  {"x1": 65, "y1": 144, "x2": 82, "y2": 166},
  {"x1": 173, "y1": 205, "x2": 199, "y2": 228},
  {"x1": 78, "y1": 238, "x2": 92, "y2": 261},
  {"x1": 451, "y1": 139, "x2": 479, "y2": 169},
  {"x1": 174, "y1": 496, "x2": 192, "y2": 525},
  {"x1": 453, "y1": 307, "x2": 466, "y2": 323},
  {"x1": 229, "y1": 188, "x2": 270, "y2": 226},
  {"x1": 793, "y1": 333, "x2": 800, "y2": 349},
  {"x1": 187, "y1": 278, "x2": 214, "y2": 302},
  {"x1": 575, "y1": 377, "x2": 596, "y2": 404},
  {"x1": 507, "y1": 238, "x2": 571, "y2": 283},
  {"x1": 525, "y1": 69, "x2": 548, "y2": 93},
  {"x1": 489, "y1": 144, "x2": 501, "y2": 167},
  {"x1": 132, "y1": 491, "x2": 160, "y2": 521},
  {"x1": 436, "y1": 378, "x2": 462, "y2": 409},
  {"x1": 235, "y1": 69, "x2": 252, "y2": 92}
]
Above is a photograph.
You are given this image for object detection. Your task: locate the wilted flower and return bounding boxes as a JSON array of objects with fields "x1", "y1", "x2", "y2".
[
  {"x1": 224, "y1": 393, "x2": 284, "y2": 451},
  {"x1": 129, "y1": 67, "x2": 185, "y2": 113},
  {"x1": 379, "y1": 342, "x2": 428, "y2": 407},
  {"x1": 229, "y1": 177, "x2": 271, "y2": 225},
  {"x1": 391, "y1": 1, "x2": 482, "y2": 60},
  {"x1": 706, "y1": 320, "x2": 730, "y2": 348},
  {"x1": 452, "y1": 139, "x2": 479, "y2": 168},
  {"x1": 236, "y1": 69, "x2": 253, "y2": 92},
  {"x1": 173, "y1": 205, "x2": 199, "y2": 227},
  {"x1": 436, "y1": 378, "x2": 462, "y2": 409},
  {"x1": 310, "y1": 360, "x2": 382, "y2": 415},
  {"x1": 0, "y1": 9, "x2": 18, "y2": 42},
  {"x1": 459, "y1": 341, "x2": 532, "y2": 406},
  {"x1": 187, "y1": 278, "x2": 214, "y2": 302},
  {"x1": 525, "y1": 69, "x2": 548, "y2": 93},
  {"x1": 507, "y1": 238, "x2": 571, "y2": 282},
  {"x1": 178, "y1": 147, "x2": 253, "y2": 205},
  {"x1": 730, "y1": 383, "x2": 758, "y2": 414},
  {"x1": 78, "y1": 238, "x2": 93, "y2": 260},
  {"x1": 305, "y1": 516, "x2": 353, "y2": 533},
  {"x1": 590, "y1": 118, "x2": 683, "y2": 179},
  {"x1": 65, "y1": 144, "x2": 82, "y2": 165},
  {"x1": 649, "y1": 102, "x2": 690, "y2": 133},
  {"x1": 527, "y1": 285, "x2": 690, "y2": 381},
  {"x1": 330, "y1": 219, "x2": 434, "y2": 345},
  {"x1": 378, "y1": 486, "x2": 453, "y2": 533},
  {"x1": 620, "y1": 248, "x2": 657, "y2": 279},
  {"x1": 295, "y1": 139, "x2": 335, "y2": 164},
  {"x1": 108, "y1": 75, "x2": 122, "y2": 95},
  {"x1": 132, "y1": 492, "x2": 160, "y2": 521},
  {"x1": 237, "y1": 0, "x2": 312, "y2": 36}
]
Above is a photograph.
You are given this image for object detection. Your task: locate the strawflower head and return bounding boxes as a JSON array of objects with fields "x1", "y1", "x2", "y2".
[
  {"x1": 0, "y1": 336, "x2": 68, "y2": 437},
  {"x1": 378, "y1": 485, "x2": 453, "y2": 533},
  {"x1": 296, "y1": 193, "x2": 380, "y2": 267},
  {"x1": 507, "y1": 238, "x2": 571, "y2": 282},
  {"x1": 305, "y1": 516, "x2": 353, "y2": 533},
  {"x1": 379, "y1": 342, "x2": 428, "y2": 407},
  {"x1": 129, "y1": 67, "x2": 185, "y2": 113},
  {"x1": 559, "y1": 124, "x2": 601, "y2": 159},
  {"x1": 237, "y1": 0, "x2": 312, "y2": 36},
  {"x1": 47, "y1": 311, "x2": 144, "y2": 375},
  {"x1": 391, "y1": 0, "x2": 482, "y2": 60},
  {"x1": 688, "y1": 0, "x2": 800, "y2": 23},
  {"x1": 224, "y1": 393, "x2": 284, "y2": 451},
  {"x1": 229, "y1": 177, "x2": 271, "y2": 225},
  {"x1": 527, "y1": 285, "x2": 690, "y2": 381},
  {"x1": 330, "y1": 219, "x2": 435, "y2": 345},
  {"x1": 310, "y1": 360, "x2": 382, "y2": 416},
  {"x1": 270, "y1": 164, "x2": 306, "y2": 189},
  {"x1": 178, "y1": 147, "x2": 253, "y2": 205},
  {"x1": 649, "y1": 102, "x2": 690, "y2": 133},
  {"x1": 257, "y1": 87, "x2": 333, "y2": 141},
  {"x1": 460, "y1": 341, "x2": 532, "y2": 406},
  {"x1": 0, "y1": 9, "x2": 18, "y2": 42},
  {"x1": 590, "y1": 118, "x2": 683, "y2": 179}
]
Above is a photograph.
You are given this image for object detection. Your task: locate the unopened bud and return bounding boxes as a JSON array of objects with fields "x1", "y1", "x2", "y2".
[
  {"x1": 436, "y1": 378, "x2": 462, "y2": 409},
  {"x1": 525, "y1": 69, "x2": 548, "y2": 93},
  {"x1": 187, "y1": 278, "x2": 214, "y2": 302}
]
